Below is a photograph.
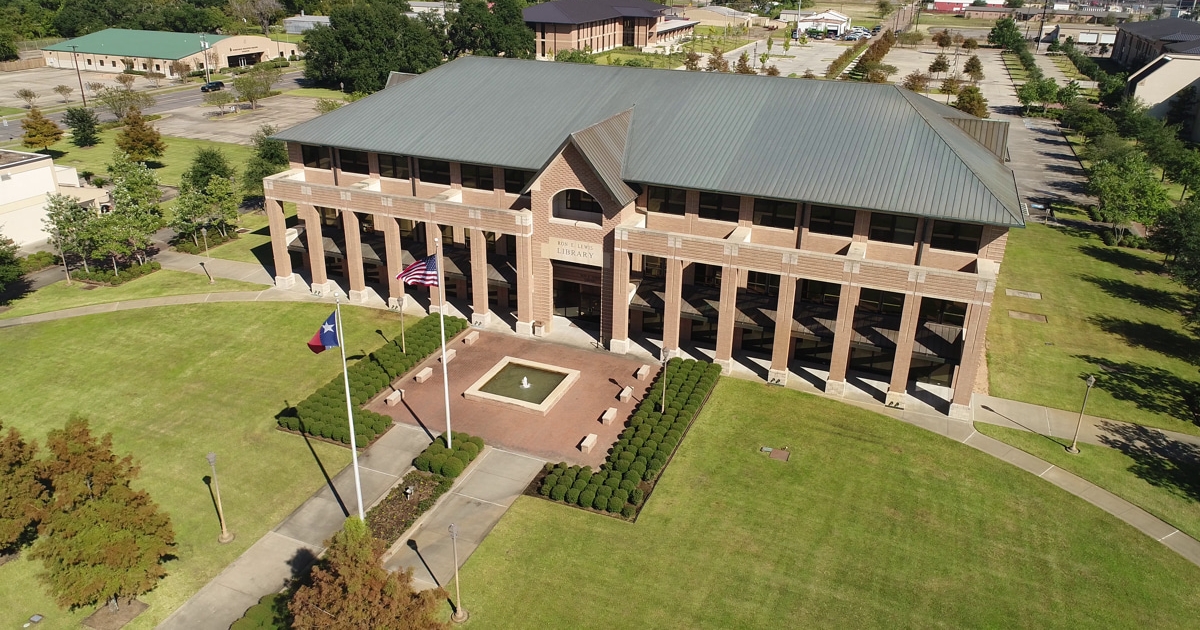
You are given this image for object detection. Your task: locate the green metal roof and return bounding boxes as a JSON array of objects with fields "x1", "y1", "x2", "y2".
[
  {"x1": 43, "y1": 29, "x2": 228, "y2": 61},
  {"x1": 275, "y1": 57, "x2": 1024, "y2": 228}
]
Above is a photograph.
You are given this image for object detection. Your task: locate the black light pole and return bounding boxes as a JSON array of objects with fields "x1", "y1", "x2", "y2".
[
  {"x1": 1066, "y1": 375, "x2": 1097, "y2": 454},
  {"x1": 70, "y1": 44, "x2": 86, "y2": 107}
]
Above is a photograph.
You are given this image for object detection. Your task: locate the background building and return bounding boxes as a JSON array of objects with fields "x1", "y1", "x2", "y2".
[
  {"x1": 524, "y1": 0, "x2": 697, "y2": 57},
  {"x1": 1112, "y1": 17, "x2": 1200, "y2": 69},
  {"x1": 0, "y1": 150, "x2": 108, "y2": 248},
  {"x1": 42, "y1": 29, "x2": 296, "y2": 76}
]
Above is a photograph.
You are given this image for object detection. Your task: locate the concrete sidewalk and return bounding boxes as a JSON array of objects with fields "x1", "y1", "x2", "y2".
[{"x1": 970, "y1": 393, "x2": 1200, "y2": 450}]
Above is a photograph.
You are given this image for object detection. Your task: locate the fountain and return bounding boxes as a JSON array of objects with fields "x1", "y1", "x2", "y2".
[{"x1": 463, "y1": 357, "x2": 580, "y2": 416}]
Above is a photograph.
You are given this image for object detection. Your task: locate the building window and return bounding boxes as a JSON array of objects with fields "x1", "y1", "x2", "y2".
[
  {"x1": 379, "y1": 153, "x2": 410, "y2": 180},
  {"x1": 460, "y1": 163, "x2": 494, "y2": 190},
  {"x1": 553, "y1": 189, "x2": 602, "y2": 223},
  {"x1": 698, "y1": 193, "x2": 740, "y2": 222},
  {"x1": 919, "y1": 297, "x2": 967, "y2": 327},
  {"x1": 319, "y1": 206, "x2": 338, "y2": 226},
  {"x1": 642, "y1": 255, "x2": 665, "y2": 278},
  {"x1": 929, "y1": 221, "x2": 983, "y2": 254},
  {"x1": 858, "y1": 288, "x2": 904, "y2": 316},
  {"x1": 746, "y1": 271, "x2": 779, "y2": 296},
  {"x1": 646, "y1": 186, "x2": 686, "y2": 215},
  {"x1": 141, "y1": 63, "x2": 147, "y2": 70},
  {"x1": 808, "y1": 205, "x2": 856, "y2": 237},
  {"x1": 564, "y1": 190, "x2": 600, "y2": 213},
  {"x1": 418, "y1": 159, "x2": 451, "y2": 185},
  {"x1": 154, "y1": 63, "x2": 160, "y2": 71},
  {"x1": 338, "y1": 149, "x2": 369, "y2": 174},
  {"x1": 86, "y1": 58, "x2": 92, "y2": 65},
  {"x1": 504, "y1": 169, "x2": 534, "y2": 194},
  {"x1": 801, "y1": 280, "x2": 841, "y2": 306},
  {"x1": 752, "y1": 198, "x2": 797, "y2": 229},
  {"x1": 301, "y1": 145, "x2": 331, "y2": 169},
  {"x1": 868, "y1": 213, "x2": 918, "y2": 245},
  {"x1": 692, "y1": 263, "x2": 721, "y2": 287}
]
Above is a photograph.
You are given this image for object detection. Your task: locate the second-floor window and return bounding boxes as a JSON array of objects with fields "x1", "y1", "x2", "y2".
[
  {"x1": 301, "y1": 145, "x2": 330, "y2": 169},
  {"x1": 858, "y1": 288, "x2": 904, "y2": 316},
  {"x1": 460, "y1": 163, "x2": 494, "y2": 190},
  {"x1": 642, "y1": 255, "x2": 665, "y2": 278},
  {"x1": 919, "y1": 297, "x2": 967, "y2": 326},
  {"x1": 418, "y1": 159, "x2": 451, "y2": 185},
  {"x1": 808, "y1": 205, "x2": 856, "y2": 237},
  {"x1": 929, "y1": 221, "x2": 984, "y2": 254},
  {"x1": 379, "y1": 153, "x2": 410, "y2": 180},
  {"x1": 692, "y1": 262, "x2": 721, "y2": 287},
  {"x1": 868, "y1": 213, "x2": 918, "y2": 245},
  {"x1": 698, "y1": 193, "x2": 740, "y2": 222},
  {"x1": 801, "y1": 279, "x2": 841, "y2": 306},
  {"x1": 646, "y1": 186, "x2": 686, "y2": 215},
  {"x1": 753, "y1": 198, "x2": 798, "y2": 229},
  {"x1": 338, "y1": 149, "x2": 369, "y2": 175},
  {"x1": 746, "y1": 271, "x2": 779, "y2": 296},
  {"x1": 564, "y1": 190, "x2": 601, "y2": 214},
  {"x1": 504, "y1": 169, "x2": 534, "y2": 194}
]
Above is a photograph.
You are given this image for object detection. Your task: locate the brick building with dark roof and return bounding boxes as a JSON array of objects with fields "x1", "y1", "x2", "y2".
[
  {"x1": 523, "y1": 0, "x2": 698, "y2": 57},
  {"x1": 1112, "y1": 17, "x2": 1200, "y2": 69}
]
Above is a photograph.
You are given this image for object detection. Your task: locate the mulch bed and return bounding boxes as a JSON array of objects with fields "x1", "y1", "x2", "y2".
[
  {"x1": 81, "y1": 598, "x2": 147, "y2": 630},
  {"x1": 366, "y1": 470, "x2": 450, "y2": 546}
]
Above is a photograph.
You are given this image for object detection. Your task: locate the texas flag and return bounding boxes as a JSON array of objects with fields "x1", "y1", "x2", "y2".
[{"x1": 307, "y1": 311, "x2": 339, "y2": 354}]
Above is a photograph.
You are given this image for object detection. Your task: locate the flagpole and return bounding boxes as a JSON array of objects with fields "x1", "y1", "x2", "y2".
[
  {"x1": 436, "y1": 237, "x2": 453, "y2": 451},
  {"x1": 335, "y1": 294, "x2": 366, "y2": 521}
]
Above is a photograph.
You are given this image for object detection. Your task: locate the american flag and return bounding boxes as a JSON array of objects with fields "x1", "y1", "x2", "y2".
[{"x1": 398, "y1": 254, "x2": 439, "y2": 286}]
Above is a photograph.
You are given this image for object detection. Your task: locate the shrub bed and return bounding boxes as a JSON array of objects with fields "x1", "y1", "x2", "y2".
[
  {"x1": 535, "y1": 358, "x2": 720, "y2": 520},
  {"x1": 19, "y1": 250, "x2": 57, "y2": 274},
  {"x1": 277, "y1": 314, "x2": 469, "y2": 446},
  {"x1": 73, "y1": 261, "x2": 161, "y2": 285},
  {"x1": 825, "y1": 39, "x2": 870, "y2": 79},
  {"x1": 366, "y1": 470, "x2": 454, "y2": 546},
  {"x1": 172, "y1": 230, "x2": 238, "y2": 254},
  {"x1": 413, "y1": 431, "x2": 484, "y2": 480}
]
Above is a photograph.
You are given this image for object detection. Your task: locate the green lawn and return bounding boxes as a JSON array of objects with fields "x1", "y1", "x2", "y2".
[
  {"x1": 915, "y1": 14, "x2": 998, "y2": 31},
  {"x1": 0, "y1": 270, "x2": 267, "y2": 319},
  {"x1": 976, "y1": 423, "x2": 1200, "y2": 542},
  {"x1": 0, "y1": 302, "x2": 409, "y2": 629},
  {"x1": 988, "y1": 220, "x2": 1200, "y2": 435},
  {"x1": 0, "y1": 105, "x2": 24, "y2": 116},
  {"x1": 207, "y1": 204, "x2": 297, "y2": 265},
  {"x1": 459, "y1": 379, "x2": 1200, "y2": 628},
  {"x1": 44, "y1": 129, "x2": 255, "y2": 188}
]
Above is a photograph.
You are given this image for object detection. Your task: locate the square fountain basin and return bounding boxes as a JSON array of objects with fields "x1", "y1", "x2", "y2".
[{"x1": 462, "y1": 357, "x2": 580, "y2": 416}]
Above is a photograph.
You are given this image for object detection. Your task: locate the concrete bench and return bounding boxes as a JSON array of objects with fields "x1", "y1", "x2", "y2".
[
  {"x1": 618, "y1": 386, "x2": 633, "y2": 403},
  {"x1": 385, "y1": 389, "x2": 404, "y2": 406},
  {"x1": 580, "y1": 433, "x2": 598, "y2": 454},
  {"x1": 601, "y1": 407, "x2": 618, "y2": 426},
  {"x1": 439, "y1": 348, "x2": 457, "y2": 363},
  {"x1": 635, "y1": 365, "x2": 651, "y2": 381},
  {"x1": 463, "y1": 330, "x2": 479, "y2": 346},
  {"x1": 415, "y1": 367, "x2": 433, "y2": 383}
]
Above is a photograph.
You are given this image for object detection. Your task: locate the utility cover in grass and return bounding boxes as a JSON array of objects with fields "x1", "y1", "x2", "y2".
[
  {"x1": 1005, "y1": 289, "x2": 1042, "y2": 299},
  {"x1": 1008, "y1": 310, "x2": 1048, "y2": 323}
]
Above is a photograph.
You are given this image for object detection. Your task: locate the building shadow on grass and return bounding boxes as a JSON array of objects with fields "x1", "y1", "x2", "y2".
[
  {"x1": 1097, "y1": 420, "x2": 1200, "y2": 503},
  {"x1": 1046, "y1": 218, "x2": 1100, "y2": 240},
  {"x1": 1086, "y1": 316, "x2": 1200, "y2": 365},
  {"x1": 1081, "y1": 275, "x2": 1189, "y2": 312},
  {"x1": 1079, "y1": 243, "x2": 1164, "y2": 274},
  {"x1": 1076, "y1": 355, "x2": 1200, "y2": 425}
]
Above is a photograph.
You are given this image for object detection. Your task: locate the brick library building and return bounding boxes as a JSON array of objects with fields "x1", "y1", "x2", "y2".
[{"x1": 263, "y1": 57, "x2": 1023, "y2": 418}]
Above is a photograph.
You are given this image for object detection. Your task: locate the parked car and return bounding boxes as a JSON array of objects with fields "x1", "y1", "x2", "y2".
[
  {"x1": 872, "y1": 25, "x2": 883, "y2": 33},
  {"x1": 200, "y1": 81, "x2": 225, "y2": 93},
  {"x1": 844, "y1": 33, "x2": 863, "y2": 41}
]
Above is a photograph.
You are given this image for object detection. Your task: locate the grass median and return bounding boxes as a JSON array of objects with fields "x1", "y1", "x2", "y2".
[
  {"x1": 458, "y1": 379, "x2": 1200, "y2": 628},
  {"x1": 0, "y1": 270, "x2": 267, "y2": 319}
]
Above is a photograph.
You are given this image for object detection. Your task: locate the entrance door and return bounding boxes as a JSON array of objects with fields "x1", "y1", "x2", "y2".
[{"x1": 552, "y1": 260, "x2": 603, "y2": 326}]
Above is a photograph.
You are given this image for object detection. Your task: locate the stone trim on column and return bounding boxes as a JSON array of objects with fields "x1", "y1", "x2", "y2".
[
  {"x1": 609, "y1": 249, "x2": 631, "y2": 354},
  {"x1": 470, "y1": 228, "x2": 491, "y2": 326},
  {"x1": 299, "y1": 204, "x2": 330, "y2": 294},
  {"x1": 267, "y1": 198, "x2": 295, "y2": 288},
  {"x1": 425, "y1": 220, "x2": 444, "y2": 313},
  {"x1": 949, "y1": 302, "x2": 990, "y2": 420},
  {"x1": 515, "y1": 234, "x2": 535, "y2": 335},
  {"x1": 382, "y1": 216, "x2": 405, "y2": 309},
  {"x1": 714, "y1": 266, "x2": 738, "y2": 374},
  {"x1": 885, "y1": 292, "x2": 922, "y2": 409},
  {"x1": 661, "y1": 257, "x2": 684, "y2": 361},
  {"x1": 769, "y1": 275, "x2": 798, "y2": 385},
  {"x1": 342, "y1": 209, "x2": 367, "y2": 302},
  {"x1": 825, "y1": 283, "x2": 860, "y2": 396}
]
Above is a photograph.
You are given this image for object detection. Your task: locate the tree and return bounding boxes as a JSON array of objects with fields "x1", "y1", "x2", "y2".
[
  {"x1": 964, "y1": 55, "x2": 984, "y2": 83},
  {"x1": 203, "y1": 90, "x2": 234, "y2": 115},
  {"x1": 183, "y1": 148, "x2": 236, "y2": 193},
  {"x1": 1167, "y1": 86, "x2": 1199, "y2": 138},
  {"x1": 971, "y1": 0, "x2": 986, "y2": 6},
  {"x1": 0, "y1": 30, "x2": 18, "y2": 62},
  {"x1": 168, "y1": 60, "x2": 191, "y2": 81},
  {"x1": 861, "y1": 61, "x2": 898, "y2": 83},
  {"x1": 706, "y1": 47, "x2": 729, "y2": 73},
  {"x1": 43, "y1": 193, "x2": 96, "y2": 274},
  {"x1": 0, "y1": 421, "x2": 44, "y2": 555},
  {"x1": 1060, "y1": 101, "x2": 1116, "y2": 139},
  {"x1": 232, "y1": 64, "x2": 282, "y2": 110},
  {"x1": 21, "y1": 107, "x2": 62, "y2": 151},
  {"x1": 683, "y1": 50, "x2": 701, "y2": 71},
  {"x1": 490, "y1": 0, "x2": 536, "y2": 59},
  {"x1": 289, "y1": 518, "x2": 446, "y2": 630},
  {"x1": 1151, "y1": 199, "x2": 1200, "y2": 263},
  {"x1": 115, "y1": 108, "x2": 165, "y2": 163},
  {"x1": 735, "y1": 52, "x2": 755, "y2": 75},
  {"x1": 52, "y1": 85, "x2": 73, "y2": 103},
  {"x1": 555, "y1": 49, "x2": 595, "y2": 64},
  {"x1": 928, "y1": 53, "x2": 949, "y2": 79},
  {"x1": 315, "y1": 98, "x2": 344, "y2": 114},
  {"x1": 932, "y1": 29, "x2": 953, "y2": 50},
  {"x1": 447, "y1": 0, "x2": 494, "y2": 57},
  {"x1": 243, "y1": 125, "x2": 289, "y2": 199},
  {"x1": 144, "y1": 71, "x2": 165, "y2": 88},
  {"x1": 114, "y1": 73, "x2": 135, "y2": 90},
  {"x1": 1005, "y1": 0, "x2": 1024, "y2": 6},
  {"x1": 988, "y1": 17, "x2": 1024, "y2": 51},
  {"x1": 941, "y1": 74, "x2": 964, "y2": 98},
  {"x1": 229, "y1": 0, "x2": 282, "y2": 37},
  {"x1": 1056, "y1": 79, "x2": 1080, "y2": 106},
  {"x1": 1166, "y1": 149, "x2": 1200, "y2": 200},
  {"x1": 0, "y1": 237, "x2": 22, "y2": 297},
  {"x1": 1088, "y1": 152, "x2": 1171, "y2": 240},
  {"x1": 901, "y1": 70, "x2": 930, "y2": 92},
  {"x1": 31, "y1": 417, "x2": 175, "y2": 612},
  {"x1": 765, "y1": 64, "x2": 781, "y2": 76},
  {"x1": 963, "y1": 38, "x2": 979, "y2": 52},
  {"x1": 15, "y1": 88, "x2": 39, "y2": 107},
  {"x1": 877, "y1": 0, "x2": 894, "y2": 19},
  {"x1": 94, "y1": 86, "x2": 155, "y2": 121},
  {"x1": 63, "y1": 107, "x2": 99, "y2": 148},
  {"x1": 898, "y1": 32, "x2": 924, "y2": 48},
  {"x1": 782, "y1": 37, "x2": 791, "y2": 54},
  {"x1": 954, "y1": 86, "x2": 989, "y2": 117},
  {"x1": 766, "y1": 35, "x2": 773, "y2": 54},
  {"x1": 304, "y1": 2, "x2": 444, "y2": 93}
]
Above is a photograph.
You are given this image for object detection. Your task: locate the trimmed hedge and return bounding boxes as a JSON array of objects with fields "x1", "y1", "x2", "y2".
[
  {"x1": 825, "y1": 39, "x2": 871, "y2": 79},
  {"x1": 413, "y1": 431, "x2": 483, "y2": 479},
  {"x1": 73, "y1": 261, "x2": 160, "y2": 285},
  {"x1": 279, "y1": 314, "x2": 469, "y2": 445},
  {"x1": 536, "y1": 358, "x2": 720, "y2": 519}
]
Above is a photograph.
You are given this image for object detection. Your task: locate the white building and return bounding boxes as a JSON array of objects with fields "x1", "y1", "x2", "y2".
[
  {"x1": 787, "y1": 10, "x2": 853, "y2": 37},
  {"x1": 0, "y1": 150, "x2": 109, "y2": 248}
]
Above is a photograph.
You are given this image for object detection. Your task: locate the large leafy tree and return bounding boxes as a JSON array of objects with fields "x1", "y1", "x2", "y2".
[
  {"x1": 0, "y1": 421, "x2": 45, "y2": 555},
  {"x1": 987, "y1": 17, "x2": 1024, "y2": 51},
  {"x1": 63, "y1": 107, "x2": 100, "y2": 148},
  {"x1": 490, "y1": 0, "x2": 535, "y2": 59},
  {"x1": 447, "y1": 0, "x2": 493, "y2": 57},
  {"x1": 231, "y1": 63, "x2": 282, "y2": 109},
  {"x1": 304, "y1": 1, "x2": 443, "y2": 93},
  {"x1": 0, "y1": 236, "x2": 21, "y2": 296},
  {"x1": 243, "y1": 124, "x2": 289, "y2": 198},
  {"x1": 0, "y1": 30, "x2": 18, "y2": 62},
  {"x1": 43, "y1": 193, "x2": 97, "y2": 274},
  {"x1": 953, "y1": 86, "x2": 989, "y2": 118},
  {"x1": 116, "y1": 107, "x2": 166, "y2": 163},
  {"x1": 31, "y1": 417, "x2": 175, "y2": 612},
  {"x1": 97, "y1": 151, "x2": 163, "y2": 270},
  {"x1": 229, "y1": 0, "x2": 282, "y2": 36},
  {"x1": 289, "y1": 518, "x2": 446, "y2": 630},
  {"x1": 21, "y1": 107, "x2": 63, "y2": 151},
  {"x1": 1087, "y1": 151, "x2": 1171, "y2": 240},
  {"x1": 183, "y1": 147, "x2": 236, "y2": 192}
]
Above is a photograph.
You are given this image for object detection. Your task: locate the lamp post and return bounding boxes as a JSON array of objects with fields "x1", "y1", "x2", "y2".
[
  {"x1": 199, "y1": 33, "x2": 211, "y2": 86},
  {"x1": 69, "y1": 44, "x2": 86, "y2": 107},
  {"x1": 448, "y1": 523, "x2": 467, "y2": 623},
  {"x1": 1066, "y1": 374, "x2": 1097, "y2": 454},
  {"x1": 201, "y1": 226, "x2": 211, "y2": 258},
  {"x1": 206, "y1": 452, "x2": 234, "y2": 543}
]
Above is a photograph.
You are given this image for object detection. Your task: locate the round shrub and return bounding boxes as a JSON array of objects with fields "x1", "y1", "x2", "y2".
[
  {"x1": 605, "y1": 476, "x2": 621, "y2": 489},
  {"x1": 566, "y1": 488, "x2": 581, "y2": 504},
  {"x1": 618, "y1": 450, "x2": 636, "y2": 462},
  {"x1": 597, "y1": 485, "x2": 614, "y2": 498},
  {"x1": 593, "y1": 494, "x2": 610, "y2": 511},
  {"x1": 469, "y1": 436, "x2": 484, "y2": 451},
  {"x1": 414, "y1": 455, "x2": 431, "y2": 472},
  {"x1": 572, "y1": 477, "x2": 588, "y2": 491},
  {"x1": 451, "y1": 452, "x2": 470, "y2": 469},
  {"x1": 621, "y1": 427, "x2": 637, "y2": 440},
  {"x1": 612, "y1": 488, "x2": 629, "y2": 503},
  {"x1": 605, "y1": 497, "x2": 621, "y2": 513},
  {"x1": 631, "y1": 488, "x2": 645, "y2": 505},
  {"x1": 614, "y1": 460, "x2": 631, "y2": 473},
  {"x1": 578, "y1": 488, "x2": 595, "y2": 508},
  {"x1": 649, "y1": 456, "x2": 666, "y2": 471},
  {"x1": 543, "y1": 474, "x2": 559, "y2": 489},
  {"x1": 441, "y1": 457, "x2": 465, "y2": 478},
  {"x1": 630, "y1": 437, "x2": 645, "y2": 448},
  {"x1": 637, "y1": 447, "x2": 655, "y2": 460},
  {"x1": 642, "y1": 467, "x2": 656, "y2": 481},
  {"x1": 621, "y1": 505, "x2": 636, "y2": 519},
  {"x1": 426, "y1": 443, "x2": 447, "y2": 457},
  {"x1": 538, "y1": 480, "x2": 554, "y2": 496},
  {"x1": 565, "y1": 465, "x2": 580, "y2": 478},
  {"x1": 459, "y1": 442, "x2": 480, "y2": 460},
  {"x1": 550, "y1": 483, "x2": 568, "y2": 501},
  {"x1": 428, "y1": 454, "x2": 448, "y2": 476},
  {"x1": 577, "y1": 469, "x2": 593, "y2": 484},
  {"x1": 619, "y1": 479, "x2": 636, "y2": 492}
]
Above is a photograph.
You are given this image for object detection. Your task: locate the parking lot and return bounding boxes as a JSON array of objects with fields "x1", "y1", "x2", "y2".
[
  {"x1": 0, "y1": 65, "x2": 157, "y2": 110},
  {"x1": 720, "y1": 39, "x2": 857, "y2": 77}
]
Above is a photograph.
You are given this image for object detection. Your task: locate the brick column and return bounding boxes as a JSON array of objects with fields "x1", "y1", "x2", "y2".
[
  {"x1": 342, "y1": 210, "x2": 367, "y2": 302},
  {"x1": 609, "y1": 249, "x2": 631, "y2": 354},
  {"x1": 885, "y1": 293, "x2": 922, "y2": 408},
  {"x1": 515, "y1": 234, "x2": 535, "y2": 335},
  {"x1": 825, "y1": 283, "x2": 860, "y2": 396},
  {"x1": 425, "y1": 221, "x2": 444, "y2": 313},
  {"x1": 714, "y1": 266, "x2": 739, "y2": 374},
  {"x1": 950, "y1": 302, "x2": 990, "y2": 420},
  {"x1": 769, "y1": 276, "x2": 798, "y2": 385},
  {"x1": 661, "y1": 257, "x2": 684, "y2": 360},
  {"x1": 300, "y1": 205, "x2": 330, "y2": 294},
  {"x1": 470, "y1": 228, "x2": 491, "y2": 326},
  {"x1": 382, "y1": 216, "x2": 405, "y2": 309},
  {"x1": 266, "y1": 198, "x2": 294, "y2": 288}
]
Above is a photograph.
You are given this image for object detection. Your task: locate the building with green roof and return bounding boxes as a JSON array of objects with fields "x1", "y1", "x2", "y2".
[{"x1": 41, "y1": 29, "x2": 296, "y2": 76}]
